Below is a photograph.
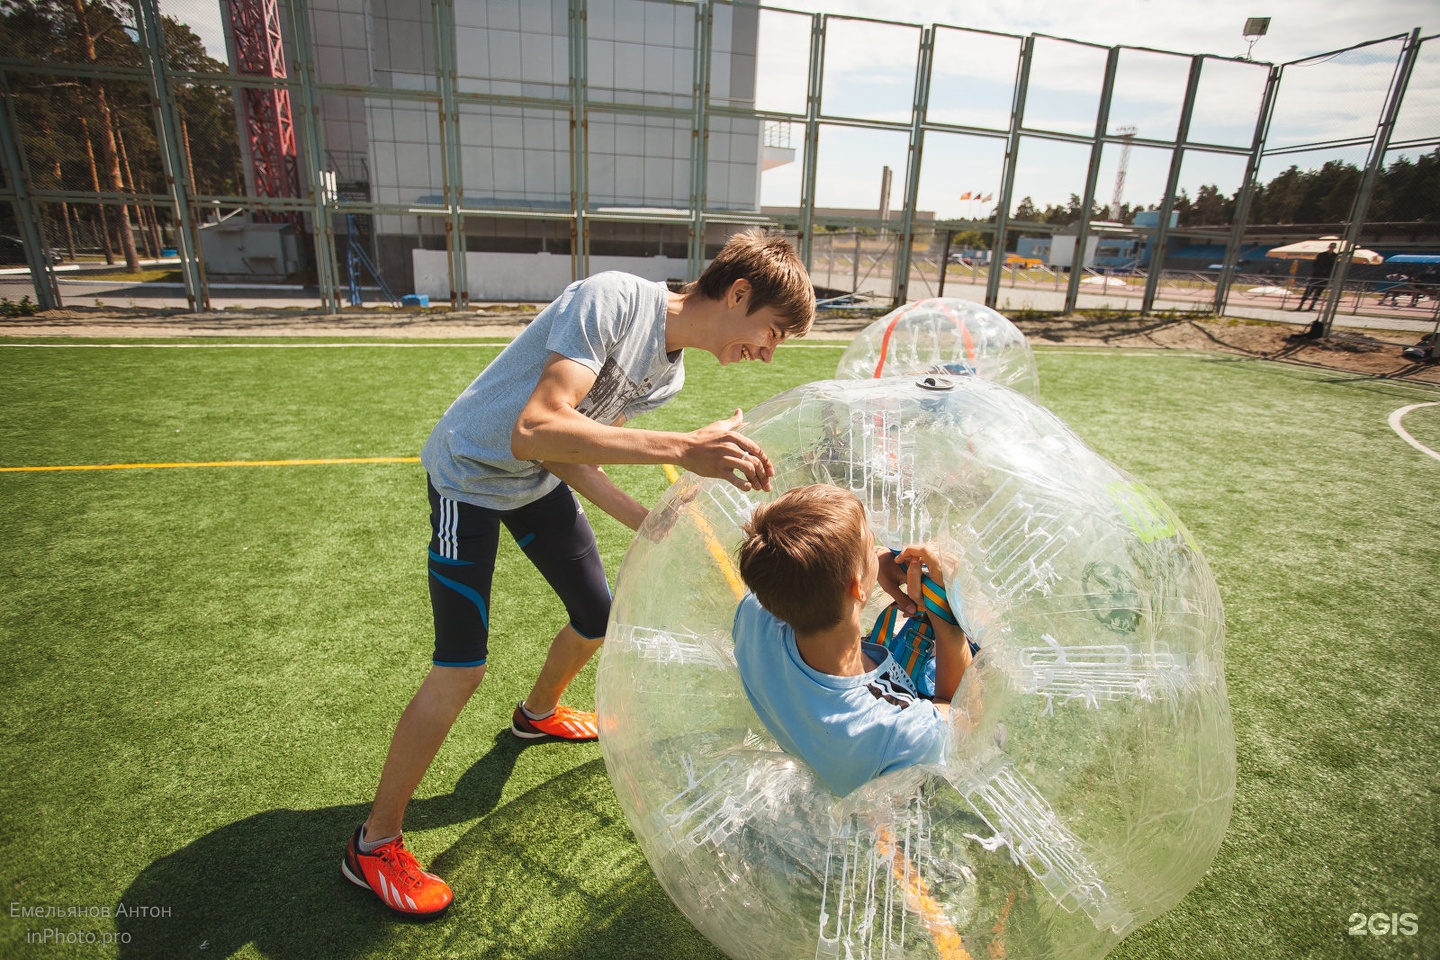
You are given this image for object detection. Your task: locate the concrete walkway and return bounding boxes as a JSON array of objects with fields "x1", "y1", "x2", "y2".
[{"x1": 4, "y1": 264, "x2": 1437, "y2": 337}]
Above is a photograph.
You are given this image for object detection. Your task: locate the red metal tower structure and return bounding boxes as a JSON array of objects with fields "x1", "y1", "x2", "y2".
[{"x1": 227, "y1": 0, "x2": 303, "y2": 227}]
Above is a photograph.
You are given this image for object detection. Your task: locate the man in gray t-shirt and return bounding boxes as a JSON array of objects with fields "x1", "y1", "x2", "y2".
[
  {"x1": 422, "y1": 270, "x2": 686, "y2": 511},
  {"x1": 343, "y1": 230, "x2": 816, "y2": 917}
]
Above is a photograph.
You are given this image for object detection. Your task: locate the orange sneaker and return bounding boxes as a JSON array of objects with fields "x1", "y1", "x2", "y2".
[
  {"x1": 510, "y1": 702, "x2": 599, "y2": 741},
  {"x1": 341, "y1": 827, "x2": 453, "y2": 917}
]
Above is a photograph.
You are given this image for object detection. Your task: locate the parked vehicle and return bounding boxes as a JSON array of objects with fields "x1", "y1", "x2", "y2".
[{"x1": 0, "y1": 235, "x2": 63, "y2": 266}]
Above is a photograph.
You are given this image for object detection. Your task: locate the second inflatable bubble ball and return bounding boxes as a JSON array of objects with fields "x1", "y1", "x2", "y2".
[{"x1": 837, "y1": 298, "x2": 1040, "y2": 399}]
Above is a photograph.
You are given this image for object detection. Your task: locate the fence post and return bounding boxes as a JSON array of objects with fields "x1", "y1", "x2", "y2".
[
  {"x1": 432, "y1": 0, "x2": 467, "y2": 307},
  {"x1": 985, "y1": 35, "x2": 1032, "y2": 310},
  {"x1": 568, "y1": 0, "x2": 590, "y2": 281},
  {"x1": 686, "y1": 0, "x2": 713, "y2": 279},
  {"x1": 893, "y1": 26, "x2": 934, "y2": 306},
  {"x1": 131, "y1": 0, "x2": 207, "y2": 311},
  {"x1": 1214, "y1": 62, "x2": 1280, "y2": 316},
  {"x1": 796, "y1": 12, "x2": 825, "y2": 271},
  {"x1": 285, "y1": 0, "x2": 341, "y2": 313},
  {"x1": 1142, "y1": 54, "x2": 1202, "y2": 315},
  {"x1": 1066, "y1": 45, "x2": 1120, "y2": 315},
  {"x1": 1321, "y1": 28, "x2": 1422, "y2": 336},
  {"x1": 0, "y1": 73, "x2": 61, "y2": 310}
]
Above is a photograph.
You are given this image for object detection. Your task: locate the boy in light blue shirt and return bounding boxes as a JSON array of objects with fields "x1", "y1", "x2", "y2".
[{"x1": 733, "y1": 484, "x2": 975, "y2": 797}]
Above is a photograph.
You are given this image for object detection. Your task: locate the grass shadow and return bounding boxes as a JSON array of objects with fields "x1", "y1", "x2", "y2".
[{"x1": 113, "y1": 734, "x2": 716, "y2": 959}]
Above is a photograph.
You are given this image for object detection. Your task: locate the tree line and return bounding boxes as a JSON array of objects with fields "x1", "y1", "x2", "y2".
[
  {"x1": 1, "y1": 0, "x2": 240, "y2": 269},
  {"x1": 1009, "y1": 148, "x2": 1440, "y2": 235}
]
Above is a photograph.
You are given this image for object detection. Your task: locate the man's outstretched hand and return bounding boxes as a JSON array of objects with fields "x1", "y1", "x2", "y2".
[{"x1": 680, "y1": 410, "x2": 774, "y2": 492}]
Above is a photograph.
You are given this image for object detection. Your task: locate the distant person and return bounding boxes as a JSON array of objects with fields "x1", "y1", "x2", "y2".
[
  {"x1": 1295, "y1": 242, "x2": 1338, "y2": 311},
  {"x1": 1377, "y1": 271, "x2": 1413, "y2": 307},
  {"x1": 1415, "y1": 266, "x2": 1440, "y2": 306},
  {"x1": 732, "y1": 484, "x2": 976, "y2": 798},
  {"x1": 342, "y1": 230, "x2": 815, "y2": 917}
]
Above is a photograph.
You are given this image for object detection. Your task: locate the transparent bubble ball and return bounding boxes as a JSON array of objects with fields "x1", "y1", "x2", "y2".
[
  {"x1": 836, "y1": 298, "x2": 1040, "y2": 399},
  {"x1": 597, "y1": 376, "x2": 1234, "y2": 960}
]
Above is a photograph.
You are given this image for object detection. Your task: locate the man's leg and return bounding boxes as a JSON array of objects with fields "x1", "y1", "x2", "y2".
[
  {"x1": 504, "y1": 484, "x2": 612, "y2": 740},
  {"x1": 342, "y1": 479, "x2": 499, "y2": 916},
  {"x1": 342, "y1": 665, "x2": 481, "y2": 917},
  {"x1": 524, "y1": 624, "x2": 604, "y2": 717},
  {"x1": 365, "y1": 663, "x2": 486, "y2": 839}
]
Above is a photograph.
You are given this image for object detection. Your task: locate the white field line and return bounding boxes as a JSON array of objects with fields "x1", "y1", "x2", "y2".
[{"x1": 1389, "y1": 403, "x2": 1440, "y2": 462}]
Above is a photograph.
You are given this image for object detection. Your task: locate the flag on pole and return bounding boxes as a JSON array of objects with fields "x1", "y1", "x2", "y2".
[
  {"x1": 981, "y1": 193, "x2": 993, "y2": 203},
  {"x1": 959, "y1": 192, "x2": 972, "y2": 200}
]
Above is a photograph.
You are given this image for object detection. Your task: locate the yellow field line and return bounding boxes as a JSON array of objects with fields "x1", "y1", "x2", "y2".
[
  {"x1": 0, "y1": 456, "x2": 420, "y2": 473},
  {"x1": 877, "y1": 825, "x2": 973, "y2": 960},
  {"x1": 662, "y1": 463, "x2": 745, "y2": 598}
]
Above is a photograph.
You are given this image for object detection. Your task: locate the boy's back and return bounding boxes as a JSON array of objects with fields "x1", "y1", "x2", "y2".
[{"x1": 732, "y1": 593, "x2": 945, "y2": 797}]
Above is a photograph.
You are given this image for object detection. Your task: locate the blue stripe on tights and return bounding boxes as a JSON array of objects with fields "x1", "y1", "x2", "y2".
[
  {"x1": 428, "y1": 549, "x2": 473, "y2": 566},
  {"x1": 428, "y1": 568, "x2": 489, "y2": 629}
]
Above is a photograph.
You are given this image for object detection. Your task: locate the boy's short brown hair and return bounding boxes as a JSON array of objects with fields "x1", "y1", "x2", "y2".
[
  {"x1": 738, "y1": 484, "x2": 869, "y2": 635},
  {"x1": 689, "y1": 228, "x2": 815, "y2": 338}
]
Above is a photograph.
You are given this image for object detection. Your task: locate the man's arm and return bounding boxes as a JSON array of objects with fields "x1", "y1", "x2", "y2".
[
  {"x1": 541, "y1": 461, "x2": 647, "y2": 531},
  {"x1": 512, "y1": 353, "x2": 774, "y2": 491}
]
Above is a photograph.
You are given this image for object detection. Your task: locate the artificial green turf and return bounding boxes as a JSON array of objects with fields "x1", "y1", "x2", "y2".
[{"x1": 0, "y1": 340, "x2": 1436, "y2": 959}]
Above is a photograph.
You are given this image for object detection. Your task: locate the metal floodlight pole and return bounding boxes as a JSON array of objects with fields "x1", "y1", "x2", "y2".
[
  {"x1": 132, "y1": 0, "x2": 207, "y2": 311},
  {"x1": 568, "y1": 0, "x2": 591, "y2": 281},
  {"x1": 1141, "y1": 53, "x2": 1203, "y2": 315},
  {"x1": 687, "y1": 0, "x2": 714, "y2": 278},
  {"x1": 1322, "y1": 27, "x2": 1422, "y2": 336},
  {"x1": 1067, "y1": 45, "x2": 1120, "y2": 314},
  {"x1": 434, "y1": 0, "x2": 467, "y2": 307},
  {"x1": 893, "y1": 26, "x2": 934, "y2": 306},
  {"x1": 985, "y1": 35, "x2": 1033, "y2": 309},
  {"x1": 797, "y1": 12, "x2": 826, "y2": 269},
  {"x1": 286, "y1": 0, "x2": 341, "y2": 313},
  {"x1": 1214, "y1": 62, "x2": 1280, "y2": 315},
  {"x1": 0, "y1": 72, "x2": 61, "y2": 310}
]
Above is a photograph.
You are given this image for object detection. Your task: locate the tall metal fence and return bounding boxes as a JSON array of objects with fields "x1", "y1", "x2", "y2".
[{"x1": 0, "y1": 0, "x2": 1435, "y2": 329}]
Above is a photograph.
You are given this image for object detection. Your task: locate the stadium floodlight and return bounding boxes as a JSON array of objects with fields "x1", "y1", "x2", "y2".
[{"x1": 1243, "y1": 17, "x2": 1271, "y2": 60}]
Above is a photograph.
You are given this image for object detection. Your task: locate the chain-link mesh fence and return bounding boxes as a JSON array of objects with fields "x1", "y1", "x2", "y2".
[{"x1": 0, "y1": 1, "x2": 1434, "y2": 323}]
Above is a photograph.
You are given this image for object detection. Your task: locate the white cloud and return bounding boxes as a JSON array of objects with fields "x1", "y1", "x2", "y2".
[{"x1": 759, "y1": 0, "x2": 1433, "y2": 212}]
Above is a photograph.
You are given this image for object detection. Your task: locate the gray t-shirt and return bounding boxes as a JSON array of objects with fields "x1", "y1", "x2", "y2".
[{"x1": 422, "y1": 272, "x2": 685, "y2": 510}]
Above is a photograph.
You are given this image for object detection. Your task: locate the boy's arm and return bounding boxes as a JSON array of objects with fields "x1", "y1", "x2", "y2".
[
  {"x1": 542, "y1": 461, "x2": 648, "y2": 531},
  {"x1": 929, "y1": 615, "x2": 974, "y2": 705},
  {"x1": 874, "y1": 548, "x2": 919, "y2": 615},
  {"x1": 512, "y1": 353, "x2": 774, "y2": 492},
  {"x1": 894, "y1": 545, "x2": 973, "y2": 703}
]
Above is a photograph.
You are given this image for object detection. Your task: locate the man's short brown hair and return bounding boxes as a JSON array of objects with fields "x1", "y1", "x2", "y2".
[
  {"x1": 738, "y1": 484, "x2": 869, "y2": 635},
  {"x1": 688, "y1": 228, "x2": 815, "y2": 338}
]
